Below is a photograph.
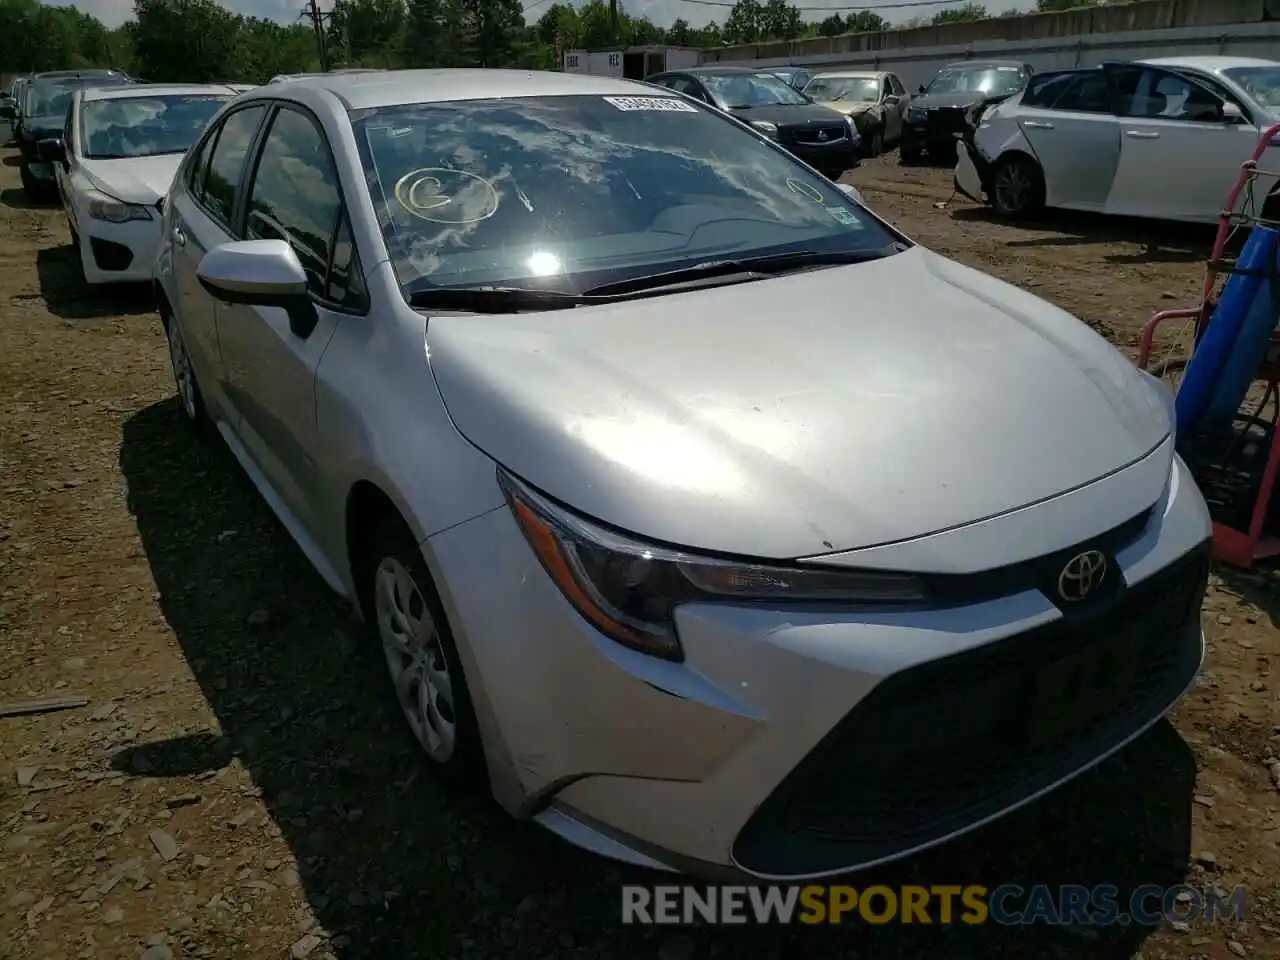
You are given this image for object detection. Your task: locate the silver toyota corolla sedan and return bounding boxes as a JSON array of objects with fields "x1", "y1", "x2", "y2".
[{"x1": 153, "y1": 68, "x2": 1211, "y2": 881}]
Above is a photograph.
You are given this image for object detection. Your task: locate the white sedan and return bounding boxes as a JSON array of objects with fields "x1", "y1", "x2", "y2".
[
  {"x1": 956, "y1": 56, "x2": 1280, "y2": 222},
  {"x1": 51, "y1": 83, "x2": 244, "y2": 285}
]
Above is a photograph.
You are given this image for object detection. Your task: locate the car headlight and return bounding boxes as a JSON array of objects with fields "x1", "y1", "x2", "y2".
[
  {"x1": 750, "y1": 119, "x2": 779, "y2": 140},
  {"x1": 906, "y1": 106, "x2": 926, "y2": 123},
  {"x1": 87, "y1": 190, "x2": 153, "y2": 223},
  {"x1": 498, "y1": 468, "x2": 927, "y2": 662}
]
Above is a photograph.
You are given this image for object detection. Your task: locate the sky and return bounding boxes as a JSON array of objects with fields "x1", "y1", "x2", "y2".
[{"x1": 48, "y1": 0, "x2": 1025, "y2": 33}]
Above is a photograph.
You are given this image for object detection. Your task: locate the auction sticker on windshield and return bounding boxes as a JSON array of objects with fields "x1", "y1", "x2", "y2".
[
  {"x1": 828, "y1": 207, "x2": 860, "y2": 226},
  {"x1": 603, "y1": 96, "x2": 697, "y2": 113}
]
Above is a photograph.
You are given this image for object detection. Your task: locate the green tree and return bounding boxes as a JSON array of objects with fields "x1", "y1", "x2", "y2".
[
  {"x1": 932, "y1": 2, "x2": 989, "y2": 24},
  {"x1": 461, "y1": 0, "x2": 522, "y2": 68},
  {"x1": 666, "y1": 17, "x2": 693, "y2": 45},
  {"x1": 759, "y1": 0, "x2": 802, "y2": 40},
  {"x1": 1036, "y1": 0, "x2": 1098, "y2": 9},
  {"x1": 723, "y1": 0, "x2": 763, "y2": 43},
  {"x1": 132, "y1": 0, "x2": 243, "y2": 81}
]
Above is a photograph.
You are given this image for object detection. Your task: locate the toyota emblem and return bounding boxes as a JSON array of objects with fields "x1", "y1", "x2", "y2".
[{"x1": 1057, "y1": 550, "x2": 1107, "y2": 603}]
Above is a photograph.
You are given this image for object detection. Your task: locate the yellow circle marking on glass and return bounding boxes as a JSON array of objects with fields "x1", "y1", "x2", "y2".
[
  {"x1": 393, "y1": 167, "x2": 500, "y2": 224},
  {"x1": 786, "y1": 178, "x2": 825, "y2": 203}
]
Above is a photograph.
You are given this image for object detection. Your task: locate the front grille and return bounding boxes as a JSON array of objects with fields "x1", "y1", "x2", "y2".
[
  {"x1": 925, "y1": 106, "x2": 969, "y2": 138},
  {"x1": 787, "y1": 125, "x2": 848, "y2": 146},
  {"x1": 89, "y1": 237, "x2": 134, "y2": 272},
  {"x1": 732, "y1": 542, "x2": 1210, "y2": 878}
]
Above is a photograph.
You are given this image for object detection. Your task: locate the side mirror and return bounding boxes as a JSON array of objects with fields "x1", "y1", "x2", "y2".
[
  {"x1": 1222, "y1": 101, "x2": 1245, "y2": 124},
  {"x1": 38, "y1": 138, "x2": 65, "y2": 163},
  {"x1": 837, "y1": 182, "x2": 865, "y2": 205},
  {"x1": 197, "y1": 239, "x2": 318, "y2": 339}
]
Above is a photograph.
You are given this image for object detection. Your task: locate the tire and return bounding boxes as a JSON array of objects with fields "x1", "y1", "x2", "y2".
[
  {"x1": 164, "y1": 313, "x2": 209, "y2": 431},
  {"x1": 899, "y1": 144, "x2": 921, "y2": 166},
  {"x1": 364, "y1": 516, "x2": 486, "y2": 791},
  {"x1": 991, "y1": 155, "x2": 1046, "y2": 220},
  {"x1": 19, "y1": 162, "x2": 41, "y2": 203}
]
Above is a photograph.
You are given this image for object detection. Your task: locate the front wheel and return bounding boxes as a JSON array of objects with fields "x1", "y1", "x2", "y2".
[
  {"x1": 19, "y1": 163, "x2": 42, "y2": 203},
  {"x1": 366, "y1": 517, "x2": 486, "y2": 790},
  {"x1": 866, "y1": 128, "x2": 884, "y2": 158},
  {"x1": 991, "y1": 155, "x2": 1045, "y2": 219}
]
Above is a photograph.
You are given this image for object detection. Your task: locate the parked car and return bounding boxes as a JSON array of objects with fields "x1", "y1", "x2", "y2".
[
  {"x1": 901, "y1": 59, "x2": 1033, "y2": 164},
  {"x1": 1, "y1": 75, "x2": 32, "y2": 145},
  {"x1": 646, "y1": 65, "x2": 860, "y2": 179},
  {"x1": 268, "y1": 69, "x2": 384, "y2": 84},
  {"x1": 955, "y1": 57, "x2": 1280, "y2": 222},
  {"x1": 154, "y1": 68, "x2": 1210, "y2": 881},
  {"x1": 14, "y1": 69, "x2": 133, "y2": 201},
  {"x1": 803, "y1": 70, "x2": 909, "y2": 156},
  {"x1": 47, "y1": 83, "x2": 246, "y2": 286},
  {"x1": 768, "y1": 66, "x2": 813, "y2": 91}
]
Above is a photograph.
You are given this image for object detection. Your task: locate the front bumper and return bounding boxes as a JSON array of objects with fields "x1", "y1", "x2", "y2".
[
  {"x1": 429, "y1": 454, "x2": 1211, "y2": 880},
  {"x1": 902, "y1": 107, "x2": 970, "y2": 157},
  {"x1": 784, "y1": 138, "x2": 860, "y2": 176},
  {"x1": 78, "y1": 213, "x2": 164, "y2": 284},
  {"x1": 955, "y1": 138, "x2": 992, "y2": 204}
]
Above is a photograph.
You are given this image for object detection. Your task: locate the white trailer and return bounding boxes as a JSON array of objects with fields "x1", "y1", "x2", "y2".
[{"x1": 562, "y1": 46, "x2": 701, "y2": 81}]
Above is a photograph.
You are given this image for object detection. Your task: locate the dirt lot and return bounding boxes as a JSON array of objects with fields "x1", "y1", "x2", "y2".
[{"x1": 1, "y1": 145, "x2": 1278, "y2": 960}]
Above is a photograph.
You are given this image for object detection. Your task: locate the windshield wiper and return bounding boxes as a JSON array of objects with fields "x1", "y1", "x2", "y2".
[
  {"x1": 582, "y1": 245, "x2": 907, "y2": 298},
  {"x1": 408, "y1": 285, "x2": 588, "y2": 314}
]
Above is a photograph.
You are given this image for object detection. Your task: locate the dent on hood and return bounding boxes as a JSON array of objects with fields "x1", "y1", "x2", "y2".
[{"x1": 920, "y1": 251, "x2": 1171, "y2": 444}]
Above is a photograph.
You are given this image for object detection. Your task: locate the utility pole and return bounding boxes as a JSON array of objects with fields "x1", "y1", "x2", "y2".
[{"x1": 301, "y1": 0, "x2": 331, "y2": 73}]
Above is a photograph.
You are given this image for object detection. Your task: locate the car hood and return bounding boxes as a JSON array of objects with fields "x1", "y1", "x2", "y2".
[
  {"x1": 726, "y1": 102, "x2": 847, "y2": 125},
  {"x1": 81, "y1": 154, "x2": 182, "y2": 204},
  {"x1": 429, "y1": 247, "x2": 1170, "y2": 559}
]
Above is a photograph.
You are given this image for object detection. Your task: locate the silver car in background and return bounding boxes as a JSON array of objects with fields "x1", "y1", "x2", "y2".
[{"x1": 153, "y1": 69, "x2": 1211, "y2": 880}]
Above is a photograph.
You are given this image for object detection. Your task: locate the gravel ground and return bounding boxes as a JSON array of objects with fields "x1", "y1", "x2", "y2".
[{"x1": 1, "y1": 145, "x2": 1278, "y2": 960}]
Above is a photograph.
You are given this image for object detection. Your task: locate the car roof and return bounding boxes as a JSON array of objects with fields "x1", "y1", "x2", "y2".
[
  {"x1": 677, "y1": 66, "x2": 768, "y2": 76},
  {"x1": 34, "y1": 70, "x2": 126, "y2": 80},
  {"x1": 82, "y1": 82, "x2": 243, "y2": 102},
  {"x1": 942, "y1": 60, "x2": 1027, "y2": 69},
  {"x1": 811, "y1": 70, "x2": 885, "y2": 79},
  {"x1": 269, "y1": 68, "x2": 678, "y2": 110},
  {"x1": 1139, "y1": 56, "x2": 1278, "y2": 72}
]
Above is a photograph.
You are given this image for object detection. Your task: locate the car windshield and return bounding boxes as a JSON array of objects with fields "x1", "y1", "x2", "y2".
[
  {"x1": 926, "y1": 66, "x2": 1025, "y2": 96},
  {"x1": 82, "y1": 94, "x2": 230, "y2": 159},
  {"x1": 805, "y1": 77, "x2": 879, "y2": 102},
  {"x1": 1224, "y1": 66, "x2": 1280, "y2": 109},
  {"x1": 351, "y1": 94, "x2": 896, "y2": 298},
  {"x1": 700, "y1": 72, "x2": 811, "y2": 109},
  {"x1": 27, "y1": 75, "x2": 127, "y2": 117}
]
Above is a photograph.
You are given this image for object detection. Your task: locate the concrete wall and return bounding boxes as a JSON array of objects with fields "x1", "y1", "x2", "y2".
[{"x1": 702, "y1": 0, "x2": 1280, "y2": 92}]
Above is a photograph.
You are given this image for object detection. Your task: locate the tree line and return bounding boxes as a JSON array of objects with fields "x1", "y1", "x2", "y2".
[{"x1": 0, "y1": 0, "x2": 1110, "y2": 85}]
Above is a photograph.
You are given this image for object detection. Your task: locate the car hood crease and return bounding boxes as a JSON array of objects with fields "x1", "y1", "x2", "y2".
[{"x1": 428, "y1": 247, "x2": 1170, "y2": 559}]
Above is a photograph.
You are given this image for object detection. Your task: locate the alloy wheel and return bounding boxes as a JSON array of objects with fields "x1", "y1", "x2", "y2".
[
  {"x1": 995, "y1": 162, "x2": 1033, "y2": 216},
  {"x1": 375, "y1": 556, "x2": 457, "y2": 763}
]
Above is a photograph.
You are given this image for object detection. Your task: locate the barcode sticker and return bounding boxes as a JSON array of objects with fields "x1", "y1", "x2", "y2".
[{"x1": 603, "y1": 96, "x2": 697, "y2": 113}]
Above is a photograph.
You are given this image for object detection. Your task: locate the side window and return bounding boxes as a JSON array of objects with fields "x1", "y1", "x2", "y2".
[
  {"x1": 186, "y1": 128, "x2": 216, "y2": 202},
  {"x1": 1126, "y1": 68, "x2": 1225, "y2": 122},
  {"x1": 1052, "y1": 73, "x2": 1112, "y2": 113},
  {"x1": 245, "y1": 107, "x2": 363, "y2": 309},
  {"x1": 667, "y1": 77, "x2": 704, "y2": 100},
  {"x1": 1021, "y1": 72, "x2": 1077, "y2": 109},
  {"x1": 890, "y1": 75, "x2": 906, "y2": 96},
  {"x1": 202, "y1": 104, "x2": 267, "y2": 227}
]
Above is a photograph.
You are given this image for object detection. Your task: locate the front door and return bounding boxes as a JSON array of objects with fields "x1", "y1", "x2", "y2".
[
  {"x1": 1017, "y1": 70, "x2": 1121, "y2": 209},
  {"x1": 216, "y1": 104, "x2": 355, "y2": 534},
  {"x1": 1106, "y1": 66, "x2": 1268, "y2": 222}
]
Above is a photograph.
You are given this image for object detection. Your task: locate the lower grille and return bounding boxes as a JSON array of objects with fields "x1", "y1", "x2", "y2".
[
  {"x1": 732, "y1": 543, "x2": 1210, "y2": 878},
  {"x1": 925, "y1": 106, "x2": 969, "y2": 139}
]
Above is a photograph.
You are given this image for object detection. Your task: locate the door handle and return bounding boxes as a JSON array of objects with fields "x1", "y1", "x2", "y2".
[
  {"x1": 1023, "y1": 120, "x2": 1054, "y2": 129},
  {"x1": 172, "y1": 224, "x2": 186, "y2": 246},
  {"x1": 1125, "y1": 130, "x2": 1160, "y2": 139}
]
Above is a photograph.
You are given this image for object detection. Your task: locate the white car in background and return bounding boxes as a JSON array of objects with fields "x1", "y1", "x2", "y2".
[
  {"x1": 51, "y1": 83, "x2": 245, "y2": 286},
  {"x1": 956, "y1": 56, "x2": 1280, "y2": 222}
]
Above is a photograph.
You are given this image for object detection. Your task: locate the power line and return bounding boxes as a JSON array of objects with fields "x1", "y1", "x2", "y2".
[{"x1": 300, "y1": 0, "x2": 331, "y2": 72}]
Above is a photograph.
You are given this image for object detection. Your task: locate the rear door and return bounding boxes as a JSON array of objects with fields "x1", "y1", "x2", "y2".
[
  {"x1": 1016, "y1": 70, "x2": 1120, "y2": 209},
  {"x1": 1106, "y1": 65, "x2": 1266, "y2": 222},
  {"x1": 167, "y1": 102, "x2": 270, "y2": 421}
]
